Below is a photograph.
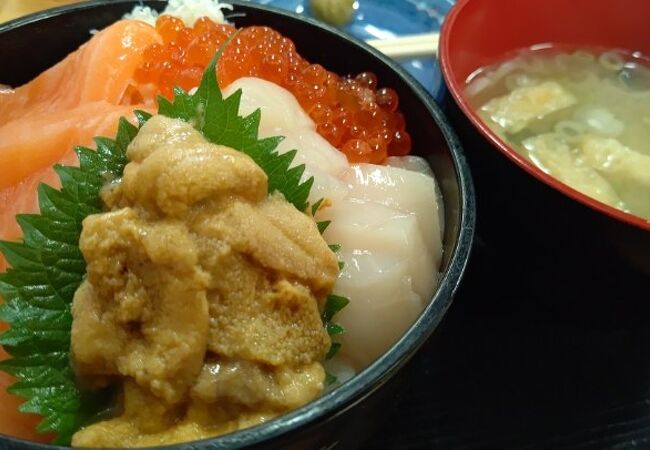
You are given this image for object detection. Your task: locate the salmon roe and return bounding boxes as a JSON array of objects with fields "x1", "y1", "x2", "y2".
[{"x1": 133, "y1": 16, "x2": 412, "y2": 162}]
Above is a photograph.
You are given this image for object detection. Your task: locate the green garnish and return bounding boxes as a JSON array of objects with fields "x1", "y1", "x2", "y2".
[
  {"x1": 325, "y1": 342, "x2": 341, "y2": 360},
  {"x1": 323, "y1": 294, "x2": 350, "y2": 324},
  {"x1": 0, "y1": 39, "x2": 349, "y2": 443},
  {"x1": 324, "y1": 371, "x2": 338, "y2": 386},
  {"x1": 322, "y1": 293, "x2": 350, "y2": 369},
  {"x1": 311, "y1": 198, "x2": 325, "y2": 215},
  {"x1": 317, "y1": 220, "x2": 332, "y2": 234},
  {"x1": 328, "y1": 243, "x2": 341, "y2": 253},
  {"x1": 0, "y1": 118, "x2": 138, "y2": 444},
  {"x1": 326, "y1": 322, "x2": 345, "y2": 336}
]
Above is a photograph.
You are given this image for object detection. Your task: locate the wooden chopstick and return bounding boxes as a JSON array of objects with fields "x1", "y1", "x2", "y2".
[{"x1": 365, "y1": 32, "x2": 439, "y2": 59}]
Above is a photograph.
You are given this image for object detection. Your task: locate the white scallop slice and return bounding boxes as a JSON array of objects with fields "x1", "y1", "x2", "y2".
[
  {"x1": 224, "y1": 77, "x2": 350, "y2": 204},
  {"x1": 224, "y1": 77, "x2": 314, "y2": 131},
  {"x1": 222, "y1": 76, "x2": 444, "y2": 371},
  {"x1": 341, "y1": 163, "x2": 443, "y2": 269},
  {"x1": 320, "y1": 198, "x2": 433, "y2": 368},
  {"x1": 274, "y1": 133, "x2": 349, "y2": 205},
  {"x1": 386, "y1": 155, "x2": 435, "y2": 178}
]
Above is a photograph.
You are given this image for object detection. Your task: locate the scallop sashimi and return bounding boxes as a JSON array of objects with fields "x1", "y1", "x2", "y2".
[
  {"x1": 227, "y1": 76, "x2": 443, "y2": 369},
  {"x1": 225, "y1": 77, "x2": 351, "y2": 206}
]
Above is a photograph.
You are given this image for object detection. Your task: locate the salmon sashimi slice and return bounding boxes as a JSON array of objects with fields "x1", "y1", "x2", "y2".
[
  {"x1": 0, "y1": 105, "x2": 145, "y2": 270},
  {"x1": 0, "y1": 19, "x2": 162, "y2": 441},
  {"x1": 0, "y1": 149, "x2": 78, "y2": 243},
  {"x1": 0, "y1": 102, "x2": 139, "y2": 190},
  {"x1": 0, "y1": 102, "x2": 145, "y2": 439},
  {"x1": 0, "y1": 20, "x2": 160, "y2": 123}
]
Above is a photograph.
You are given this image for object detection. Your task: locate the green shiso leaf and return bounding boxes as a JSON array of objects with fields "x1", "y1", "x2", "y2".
[
  {"x1": 324, "y1": 371, "x2": 338, "y2": 386},
  {"x1": 317, "y1": 220, "x2": 331, "y2": 234},
  {"x1": 0, "y1": 117, "x2": 138, "y2": 444},
  {"x1": 325, "y1": 342, "x2": 341, "y2": 360},
  {"x1": 322, "y1": 293, "x2": 350, "y2": 384},
  {"x1": 326, "y1": 322, "x2": 345, "y2": 336},
  {"x1": 311, "y1": 198, "x2": 325, "y2": 216},
  {"x1": 322, "y1": 294, "x2": 350, "y2": 324},
  {"x1": 0, "y1": 37, "x2": 351, "y2": 443}
]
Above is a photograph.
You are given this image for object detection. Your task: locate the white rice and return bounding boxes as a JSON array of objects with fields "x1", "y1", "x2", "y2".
[{"x1": 123, "y1": 0, "x2": 233, "y2": 27}]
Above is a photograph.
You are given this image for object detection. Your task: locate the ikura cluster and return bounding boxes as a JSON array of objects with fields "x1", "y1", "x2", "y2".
[{"x1": 133, "y1": 16, "x2": 412, "y2": 162}]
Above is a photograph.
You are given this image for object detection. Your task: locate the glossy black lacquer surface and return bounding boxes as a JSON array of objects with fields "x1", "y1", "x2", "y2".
[{"x1": 0, "y1": 2, "x2": 474, "y2": 450}]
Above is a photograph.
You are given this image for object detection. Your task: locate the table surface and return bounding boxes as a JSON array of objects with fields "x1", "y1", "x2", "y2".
[
  {"x1": 4, "y1": 3, "x2": 650, "y2": 450},
  {"x1": 362, "y1": 241, "x2": 650, "y2": 450},
  {"x1": 361, "y1": 112, "x2": 650, "y2": 450},
  {"x1": 0, "y1": 0, "x2": 80, "y2": 24}
]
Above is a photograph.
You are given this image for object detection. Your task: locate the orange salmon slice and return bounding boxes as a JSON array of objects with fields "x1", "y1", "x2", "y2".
[
  {"x1": 0, "y1": 18, "x2": 162, "y2": 443},
  {"x1": 0, "y1": 102, "x2": 141, "y2": 190},
  {"x1": 0, "y1": 20, "x2": 160, "y2": 123}
]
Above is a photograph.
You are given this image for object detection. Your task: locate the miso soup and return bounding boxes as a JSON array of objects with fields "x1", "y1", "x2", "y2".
[{"x1": 465, "y1": 45, "x2": 650, "y2": 221}]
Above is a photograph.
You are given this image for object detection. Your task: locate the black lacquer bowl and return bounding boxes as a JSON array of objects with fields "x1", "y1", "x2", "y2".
[{"x1": 0, "y1": 1, "x2": 475, "y2": 449}]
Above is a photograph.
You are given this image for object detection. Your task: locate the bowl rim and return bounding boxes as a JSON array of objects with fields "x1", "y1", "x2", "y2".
[
  {"x1": 439, "y1": 0, "x2": 650, "y2": 233},
  {"x1": 0, "y1": 1, "x2": 475, "y2": 449}
]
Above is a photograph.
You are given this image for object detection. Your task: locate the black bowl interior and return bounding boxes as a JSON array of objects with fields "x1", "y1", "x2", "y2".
[{"x1": 0, "y1": 2, "x2": 475, "y2": 449}]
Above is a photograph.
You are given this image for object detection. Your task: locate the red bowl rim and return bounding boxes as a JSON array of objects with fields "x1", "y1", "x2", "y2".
[{"x1": 439, "y1": 0, "x2": 650, "y2": 233}]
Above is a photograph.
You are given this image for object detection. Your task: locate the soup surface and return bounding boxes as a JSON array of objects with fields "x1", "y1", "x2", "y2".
[{"x1": 465, "y1": 45, "x2": 650, "y2": 221}]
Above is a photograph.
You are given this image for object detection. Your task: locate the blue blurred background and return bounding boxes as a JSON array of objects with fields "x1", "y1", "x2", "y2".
[{"x1": 247, "y1": 0, "x2": 454, "y2": 101}]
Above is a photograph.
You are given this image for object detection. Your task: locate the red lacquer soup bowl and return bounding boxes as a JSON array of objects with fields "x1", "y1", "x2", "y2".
[{"x1": 440, "y1": 0, "x2": 650, "y2": 273}]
